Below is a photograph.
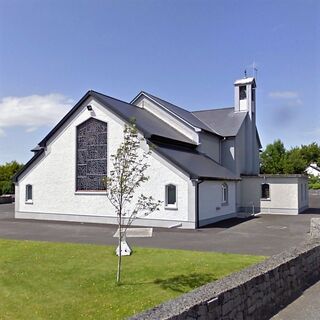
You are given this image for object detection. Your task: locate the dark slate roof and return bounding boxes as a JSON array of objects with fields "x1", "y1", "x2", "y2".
[
  {"x1": 37, "y1": 90, "x2": 196, "y2": 148},
  {"x1": 151, "y1": 142, "x2": 239, "y2": 180},
  {"x1": 192, "y1": 107, "x2": 247, "y2": 137},
  {"x1": 14, "y1": 90, "x2": 240, "y2": 182},
  {"x1": 135, "y1": 92, "x2": 219, "y2": 135},
  {"x1": 91, "y1": 91, "x2": 196, "y2": 145}
]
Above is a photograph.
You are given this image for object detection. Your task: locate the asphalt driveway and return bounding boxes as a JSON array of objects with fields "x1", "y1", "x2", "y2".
[{"x1": 1, "y1": 200, "x2": 319, "y2": 256}]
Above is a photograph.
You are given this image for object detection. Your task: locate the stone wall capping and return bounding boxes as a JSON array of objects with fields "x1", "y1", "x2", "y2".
[{"x1": 129, "y1": 237, "x2": 320, "y2": 320}]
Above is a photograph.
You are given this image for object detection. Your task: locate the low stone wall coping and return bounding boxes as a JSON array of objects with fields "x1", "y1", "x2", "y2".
[{"x1": 129, "y1": 238, "x2": 320, "y2": 320}]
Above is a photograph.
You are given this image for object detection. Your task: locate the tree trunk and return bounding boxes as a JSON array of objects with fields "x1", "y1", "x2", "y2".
[{"x1": 116, "y1": 221, "x2": 122, "y2": 284}]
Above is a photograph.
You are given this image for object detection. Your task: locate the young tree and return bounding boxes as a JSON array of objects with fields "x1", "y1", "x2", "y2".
[{"x1": 103, "y1": 122, "x2": 161, "y2": 284}]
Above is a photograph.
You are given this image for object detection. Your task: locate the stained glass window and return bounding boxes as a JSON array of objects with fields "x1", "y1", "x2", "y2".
[{"x1": 76, "y1": 118, "x2": 107, "y2": 191}]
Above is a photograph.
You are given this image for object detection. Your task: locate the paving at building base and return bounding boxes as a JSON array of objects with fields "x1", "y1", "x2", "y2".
[{"x1": 0, "y1": 193, "x2": 319, "y2": 256}]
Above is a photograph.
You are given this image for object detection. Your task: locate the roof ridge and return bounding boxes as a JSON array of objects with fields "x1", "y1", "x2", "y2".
[
  {"x1": 90, "y1": 89, "x2": 138, "y2": 108},
  {"x1": 142, "y1": 91, "x2": 192, "y2": 113},
  {"x1": 192, "y1": 106, "x2": 234, "y2": 113}
]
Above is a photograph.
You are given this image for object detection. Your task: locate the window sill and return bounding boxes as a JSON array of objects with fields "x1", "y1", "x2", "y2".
[
  {"x1": 165, "y1": 205, "x2": 178, "y2": 211},
  {"x1": 75, "y1": 191, "x2": 107, "y2": 195},
  {"x1": 25, "y1": 200, "x2": 33, "y2": 204},
  {"x1": 221, "y1": 202, "x2": 228, "y2": 206},
  {"x1": 261, "y1": 198, "x2": 271, "y2": 201}
]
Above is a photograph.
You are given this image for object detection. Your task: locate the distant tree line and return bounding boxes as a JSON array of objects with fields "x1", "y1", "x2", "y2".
[
  {"x1": 0, "y1": 161, "x2": 24, "y2": 195},
  {"x1": 260, "y1": 140, "x2": 320, "y2": 189}
]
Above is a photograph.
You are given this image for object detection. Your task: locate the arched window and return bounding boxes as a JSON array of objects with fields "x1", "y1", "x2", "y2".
[
  {"x1": 261, "y1": 183, "x2": 270, "y2": 199},
  {"x1": 165, "y1": 184, "x2": 177, "y2": 208},
  {"x1": 76, "y1": 118, "x2": 108, "y2": 191},
  {"x1": 25, "y1": 184, "x2": 33, "y2": 203},
  {"x1": 221, "y1": 183, "x2": 228, "y2": 204}
]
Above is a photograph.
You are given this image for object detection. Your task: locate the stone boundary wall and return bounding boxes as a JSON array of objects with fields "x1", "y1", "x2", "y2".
[{"x1": 130, "y1": 238, "x2": 320, "y2": 320}]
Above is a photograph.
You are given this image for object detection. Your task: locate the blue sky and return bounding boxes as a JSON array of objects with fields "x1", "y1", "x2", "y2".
[{"x1": 0, "y1": 0, "x2": 319, "y2": 164}]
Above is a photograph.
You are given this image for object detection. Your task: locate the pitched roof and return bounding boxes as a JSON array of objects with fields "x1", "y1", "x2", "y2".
[
  {"x1": 37, "y1": 90, "x2": 196, "y2": 148},
  {"x1": 91, "y1": 91, "x2": 196, "y2": 145},
  {"x1": 15, "y1": 90, "x2": 240, "y2": 182},
  {"x1": 132, "y1": 91, "x2": 220, "y2": 135},
  {"x1": 151, "y1": 142, "x2": 239, "y2": 180},
  {"x1": 192, "y1": 108, "x2": 247, "y2": 137}
]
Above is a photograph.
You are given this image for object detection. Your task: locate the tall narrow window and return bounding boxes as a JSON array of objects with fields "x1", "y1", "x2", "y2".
[
  {"x1": 26, "y1": 184, "x2": 33, "y2": 203},
  {"x1": 222, "y1": 183, "x2": 228, "y2": 204},
  {"x1": 165, "y1": 184, "x2": 177, "y2": 208},
  {"x1": 261, "y1": 183, "x2": 270, "y2": 199},
  {"x1": 76, "y1": 118, "x2": 108, "y2": 191},
  {"x1": 239, "y1": 86, "x2": 247, "y2": 100}
]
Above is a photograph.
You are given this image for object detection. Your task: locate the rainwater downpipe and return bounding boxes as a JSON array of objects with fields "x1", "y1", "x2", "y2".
[{"x1": 194, "y1": 178, "x2": 204, "y2": 229}]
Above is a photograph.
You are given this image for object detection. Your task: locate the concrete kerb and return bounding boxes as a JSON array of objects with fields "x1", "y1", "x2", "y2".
[{"x1": 129, "y1": 225, "x2": 320, "y2": 320}]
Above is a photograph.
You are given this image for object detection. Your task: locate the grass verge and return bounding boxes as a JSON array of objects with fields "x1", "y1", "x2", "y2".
[{"x1": 0, "y1": 239, "x2": 265, "y2": 319}]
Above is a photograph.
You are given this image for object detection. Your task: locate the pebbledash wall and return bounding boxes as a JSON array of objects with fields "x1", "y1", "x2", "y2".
[
  {"x1": 15, "y1": 97, "x2": 197, "y2": 228},
  {"x1": 130, "y1": 235, "x2": 320, "y2": 320}
]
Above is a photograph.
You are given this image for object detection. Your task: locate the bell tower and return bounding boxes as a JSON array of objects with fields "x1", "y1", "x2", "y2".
[
  {"x1": 233, "y1": 76, "x2": 259, "y2": 175},
  {"x1": 234, "y1": 77, "x2": 256, "y2": 120}
]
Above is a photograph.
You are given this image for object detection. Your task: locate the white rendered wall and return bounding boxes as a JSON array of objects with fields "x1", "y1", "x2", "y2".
[
  {"x1": 135, "y1": 97, "x2": 199, "y2": 143},
  {"x1": 221, "y1": 138, "x2": 236, "y2": 174},
  {"x1": 198, "y1": 181, "x2": 236, "y2": 226},
  {"x1": 237, "y1": 176, "x2": 261, "y2": 213},
  {"x1": 297, "y1": 177, "x2": 309, "y2": 212},
  {"x1": 237, "y1": 176, "x2": 309, "y2": 215},
  {"x1": 261, "y1": 179, "x2": 297, "y2": 214},
  {"x1": 15, "y1": 97, "x2": 195, "y2": 228},
  {"x1": 235, "y1": 122, "x2": 246, "y2": 175}
]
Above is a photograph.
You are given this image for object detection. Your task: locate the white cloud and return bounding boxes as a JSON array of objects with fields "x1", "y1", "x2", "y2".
[
  {"x1": 0, "y1": 94, "x2": 73, "y2": 136},
  {"x1": 268, "y1": 91, "x2": 302, "y2": 107},
  {"x1": 268, "y1": 91, "x2": 299, "y2": 99}
]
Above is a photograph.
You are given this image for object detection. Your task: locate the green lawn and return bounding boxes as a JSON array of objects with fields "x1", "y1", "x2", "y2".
[{"x1": 0, "y1": 239, "x2": 264, "y2": 320}]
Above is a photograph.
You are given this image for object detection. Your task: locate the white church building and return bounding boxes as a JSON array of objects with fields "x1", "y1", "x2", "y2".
[{"x1": 14, "y1": 78, "x2": 308, "y2": 228}]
